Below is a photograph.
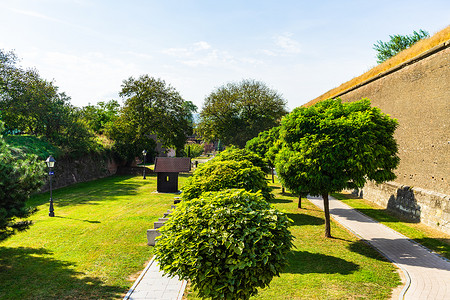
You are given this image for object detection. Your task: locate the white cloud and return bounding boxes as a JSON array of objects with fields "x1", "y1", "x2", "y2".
[
  {"x1": 275, "y1": 33, "x2": 301, "y2": 54},
  {"x1": 163, "y1": 41, "x2": 236, "y2": 67},
  {"x1": 261, "y1": 33, "x2": 302, "y2": 56}
]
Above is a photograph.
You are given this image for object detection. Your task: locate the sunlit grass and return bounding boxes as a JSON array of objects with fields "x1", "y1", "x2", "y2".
[
  {"x1": 0, "y1": 174, "x2": 188, "y2": 299},
  {"x1": 305, "y1": 25, "x2": 450, "y2": 107}
]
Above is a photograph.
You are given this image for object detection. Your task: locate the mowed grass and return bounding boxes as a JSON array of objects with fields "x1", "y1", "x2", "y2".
[
  {"x1": 332, "y1": 192, "x2": 450, "y2": 260},
  {"x1": 0, "y1": 173, "x2": 189, "y2": 299},
  {"x1": 185, "y1": 180, "x2": 401, "y2": 299}
]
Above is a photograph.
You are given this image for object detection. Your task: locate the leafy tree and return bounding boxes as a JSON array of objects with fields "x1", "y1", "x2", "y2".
[
  {"x1": 155, "y1": 189, "x2": 293, "y2": 300},
  {"x1": 80, "y1": 100, "x2": 120, "y2": 134},
  {"x1": 373, "y1": 29, "x2": 429, "y2": 63},
  {"x1": 109, "y1": 75, "x2": 196, "y2": 162},
  {"x1": 0, "y1": 121, "x2": 45, "y2": 240},
  {"x1": 213, "y1": 146, "x2": 269, "y2": 174},
  {"x1": 197, "y1": 79, "x2": 288, "y2": 148},
  {"x1": 0, "y1": 49, "x2": 98, "y2": 156},
  {"x1": 182, "y1": 159, "x2": 273, "y2": 201},
  {"x1": 245, "y1": 126, "x2": 280, "y2": 182},
  {"x1": 184, "y1": 143, "x2": 204, "y2": 158},
  {"x1": 275, "y1": 98, "x2": 399, "y2": 237}
]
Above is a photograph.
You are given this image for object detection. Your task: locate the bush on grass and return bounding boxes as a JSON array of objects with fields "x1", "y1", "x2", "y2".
[
  {"x1": 154, "y1": 189, "x2": 293, "y2": 300},
  {"x1": 213, "y1": 146, "x2": 270, "y2": 173},
  {"x1": 182, "y1": 159, "x2": 272, "y2": 201}
]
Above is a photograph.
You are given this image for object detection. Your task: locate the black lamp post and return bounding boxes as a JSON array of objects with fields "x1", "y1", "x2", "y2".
[
  {"x1": 46, "y1": 155, "x2": 56, "y2": 217},
  {"x1": 142, "y1": 150, "x2": 147, "y2": 179}
]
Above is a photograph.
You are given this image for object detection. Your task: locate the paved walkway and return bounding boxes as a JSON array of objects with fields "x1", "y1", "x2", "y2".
[
  {"x1": 308, "y1": 195, "x2": 450, "y2": 300},
  {"x1": 124, "y1": 257, "x2": 186, "y2": 300}
]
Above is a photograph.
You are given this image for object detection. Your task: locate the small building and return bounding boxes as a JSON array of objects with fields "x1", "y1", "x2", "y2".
[{"x1": 154, "y1": 157, "x2": 191, "y2": 193}]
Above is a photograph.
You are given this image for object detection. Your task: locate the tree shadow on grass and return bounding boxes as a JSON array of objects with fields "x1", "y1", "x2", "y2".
[
  {"x1": 0, "y1": 247, "x2": 125, "y2": 299},
  {"x1": 285, "y1": 213, "x2": 324, "y2": 226},
  {"x1": 269, "y1": 198, "x2": 293, "y2": 204},
  {"x1": 33, "y1": 176, "x2": 144, "y2": 208},
  {"x1": 55, "y1": 216, "x2": 101, "y2": 224},
  {"x1": 347, "y1": 240, "x2": 390, "y2": 261},
  {"x1": 284, "y1": 250, "x2": 359, "y2": 275}
]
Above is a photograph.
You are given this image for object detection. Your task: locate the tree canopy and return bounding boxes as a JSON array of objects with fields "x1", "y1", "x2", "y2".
[
  {"x1": 373, "y1": 29, "x2": 429, "y2": 63},
  {"x1": 0, "y1": 49, "x2": 99, "y2": 156},
  {"x1": 197, "y1": 79, "x2": 288, "y2": 148},
  {"x1": 109, "y1": 75, "x2": 196, "y2": 161},
  {"x1": 276, "y1": 98, "x2": 399, "y2": 237}
]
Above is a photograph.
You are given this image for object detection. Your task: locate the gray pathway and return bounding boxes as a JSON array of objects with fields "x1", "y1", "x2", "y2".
[
  {"x1": 124, "y1": 257, "x2": 186, "y2": 300},
  {"x1": 308, "y1": 195, "x2": 450, "y2": 300}
]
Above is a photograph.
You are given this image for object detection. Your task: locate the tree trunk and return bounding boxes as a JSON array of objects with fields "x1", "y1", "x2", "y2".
[
  {"x1": 322, "y1": 193, "x2": 332, "y2": 238},
  {"x1": 271, "y1": 168, "x2": 274, "y2": 183},
  {"x1": 281, "y1": 186, "x2": 285, "y2": 194},
  {"x1": 298, "y1": 195, "x2": 302, "y2": 208}
]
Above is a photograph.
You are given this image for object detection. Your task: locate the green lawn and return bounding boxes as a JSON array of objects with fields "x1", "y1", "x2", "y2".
[
  {"x1": 1, "y1": 174, "x2": 402, "y2": 299},
  {"x1": 332, "y1": 192, "x2": 450, "y2": 259},
  {"x1": 185, "y1": 181, "x2": 401, "y2": 299},
  {"x1": 0, "y1": 174, "x2": 188, "y2": 299}
]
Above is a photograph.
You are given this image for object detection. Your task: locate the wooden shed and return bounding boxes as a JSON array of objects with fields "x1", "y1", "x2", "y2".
[{"x1": 154, "y1": 157, "x2": 191, "y2": 193}]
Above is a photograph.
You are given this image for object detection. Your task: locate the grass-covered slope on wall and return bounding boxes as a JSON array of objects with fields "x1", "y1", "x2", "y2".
[
  {"x1": 5, "y1": 135, "x2": 61, "y2": 159},
  {"x1": 305, "y1": 25, "x2": 450, "y2": 107}
]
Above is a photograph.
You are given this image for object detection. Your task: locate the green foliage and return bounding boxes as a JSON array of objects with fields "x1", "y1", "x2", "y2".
[
  {"x1": 0, "y1": 49, "x2": 101, "y2": 157},
  {"x1": 154, "y1": 189, "x2": 293, "y2": 300},
  {"x1": 276, "y1": 98, "x2": 399, "y2": 236},
  {"x1": 213, "y1": 146, "x2": 269, "y2": 174},
  {"x1": 184, "y1": 143, "x2": 204, "y2": 158},
  {"x1": 5, "y1": 135, "x2": 61, "y2": 160},
  {"x1": 80, "y1": 100, "x2": 120, "y2": 134},
  {"x1": 109, "y1": 75, "x2": 196, "y2": 162},
  {"x1": 0, "y1": 121, "x2": 45, "y2": 240},
  {"x1": 197, "y1": 79, "x2": 288, "y2": 148},
  {"x1": 373, "y1": 29, "x2": 429, "y2": 63},
  {"x1": 245, "y1": 126, "x2": 280, "y2": 169},
  {"x1": 182, "y1": 159, "x2": 272, "y2": 201}
]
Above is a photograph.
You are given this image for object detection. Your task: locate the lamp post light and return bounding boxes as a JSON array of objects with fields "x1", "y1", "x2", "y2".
[
  {"x1": 142, "y1": 150, "x2": 147, "y2": 179},
  {"x1": 45, "y1": 155, "x2": 56, "y2": 217}
]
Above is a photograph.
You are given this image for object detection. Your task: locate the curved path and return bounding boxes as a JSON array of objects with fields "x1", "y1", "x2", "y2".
[{"x1": 308, "y1": 195, "x2": 450, "y2": 300}]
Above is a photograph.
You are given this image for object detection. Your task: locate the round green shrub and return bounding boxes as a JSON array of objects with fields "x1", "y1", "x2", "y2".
[
  {"x1": 214, "y1": 146, "x2": 270, "y2": 173},
  {"x1": 182, "y1": 159, "x2": 272, "y2": 201},
  {"x1": 154, "y1": 189, "x2": 293, "y2": 300}
]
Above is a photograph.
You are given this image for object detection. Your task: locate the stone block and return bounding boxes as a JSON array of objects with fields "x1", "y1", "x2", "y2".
[
  {"x1": 154, "y1": 221, "x2": 166, "y2": 229},
  {"x1": 147, "y1": 229, "x2": 161, "y2": 246},
  {"x1": 171, "y1": 205, "x2": 176, "y2": 209},
  {"x1": 158, "y1": 218, "x2": 169, "y2": 222}
]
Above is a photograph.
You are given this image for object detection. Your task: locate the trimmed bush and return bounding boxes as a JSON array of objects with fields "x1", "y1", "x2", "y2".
[
  {"x1": 214, "y1": 146, "x2": 270, "y2": 173},
  {"x1": 182, "y1": 159, "x2": 272, "y2": 201},
  {"x1": 154, "y1": 189, "x2": 293, "y2": 300}
]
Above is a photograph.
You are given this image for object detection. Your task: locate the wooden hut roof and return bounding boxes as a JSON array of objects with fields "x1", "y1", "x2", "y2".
[{"x1": 154, "y1": 157, "x2": 191, "y2": 173}]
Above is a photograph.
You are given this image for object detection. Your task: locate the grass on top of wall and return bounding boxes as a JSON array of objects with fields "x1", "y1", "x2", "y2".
[
  {"x1": 0, "y1": 174, "x2": 189, "y2": 299},
  {"x1": 305, "y1": 25, "x2": 450, "y2": 107}
]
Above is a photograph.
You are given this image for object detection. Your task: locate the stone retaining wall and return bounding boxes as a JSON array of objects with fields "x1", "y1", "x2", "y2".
[
  {"x1": 353, "y1": 181, "x2": 450, "y2": 234},
  {"x1": 41, "y1": 152, "x2": 119, "y2": 192}
]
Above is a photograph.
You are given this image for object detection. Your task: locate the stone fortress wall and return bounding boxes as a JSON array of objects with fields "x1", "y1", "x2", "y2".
[{"x1": 310, "y1": 42, "x2": 450, "y2": 233}]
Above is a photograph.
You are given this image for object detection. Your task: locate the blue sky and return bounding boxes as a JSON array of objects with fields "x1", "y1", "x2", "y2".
[{"x1": 1, "y1": 0, "x2": 449, "y2": 110}]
